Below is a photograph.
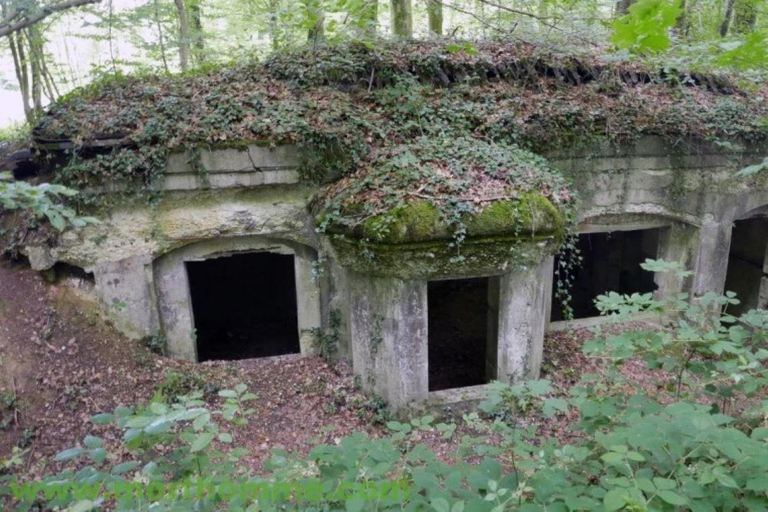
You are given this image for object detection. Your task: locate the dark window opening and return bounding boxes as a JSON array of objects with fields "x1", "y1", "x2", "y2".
[
  {"x1": 724, "y1": 217, "x2": 768, "y2": 316},
  {"x1": 187, "y1": 252, "x2": 300, "y2": 362},
  {"x1": 428, "y1": 278, "x2": 496, "y2": 392},
  {"x1": 551, "y1": 229, "x2": 661, "y2": 321}
]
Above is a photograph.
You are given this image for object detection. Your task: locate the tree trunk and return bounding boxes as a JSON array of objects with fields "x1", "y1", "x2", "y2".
[
  {"x1": 154, "y1": 0, "x2": 170, "y2": 72},
  {"x1": 427, "y1": 0, "x2": 442, "y2": 36},
  {"x1": 303, "y1": 0, "x2": 325, "y2": 42},
  {"x1": 719, "y1": 0, "x2": 736, "y2": 36},
  {"x1": 26, "y1": 27, "x2": 43, "y2": 114},
  {"x1": 675, "y1": 0, "x2": 687, "y2": 37},
  {"x1": 616, "y1": 0, "x2": 634, "y2": 16},
  {"x1": 173, "y1": 0, "x2": 191, "y2": 71},
  {"x1": 359, "y1": 0, "x2": 378, "y2": 37},
  {"x1": 269, "y1": 0, "x2": 280, "y2": 50},
  {"x1": 733, "y1": 0, "x2": 757, "y2": 34},
  {"x1": 188, "y1": 0, "x2": 205, "y2": 65},
  {"x1": 8, "y1": 31, "x2": 32, "y2": 123},
  {"x1": 391, "y1": 0, "x2": 412, "y2": 38}
]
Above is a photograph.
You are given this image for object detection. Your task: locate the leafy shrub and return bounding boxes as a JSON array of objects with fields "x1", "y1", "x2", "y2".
[
  {"x1": 3, "y1": 261, "x2": 768, "y2": 511},
  {"x1": 0, "y1": 172, "x2": 97, "y2": 231}
]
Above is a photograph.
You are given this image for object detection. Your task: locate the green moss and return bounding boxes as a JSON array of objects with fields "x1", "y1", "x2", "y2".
[
  {"x1": 358, "y1": 201, "x2": 450, "y2": 244},
  {"x1": 335, "y1": 192, "x2": 564, "y2": 248},
  {"x1": 329, "y1": 230, "x2": 563, "y2": 280},
  {"x1": 465, "y1": 193, "x2": 565, "y2": 238}
]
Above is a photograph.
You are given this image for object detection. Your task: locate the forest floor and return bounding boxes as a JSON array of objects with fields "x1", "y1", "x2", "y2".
[{"x1": 0, "y1": 257, "x2": 675, "y2": 482}]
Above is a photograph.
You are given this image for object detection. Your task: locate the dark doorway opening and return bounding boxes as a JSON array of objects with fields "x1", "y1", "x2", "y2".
[
  {"x1": 428, "y1": 278, "x2": 495, "y2": 392},
  {"x1": 724, "y1": 217, "x2": 768, "y2": 316},
  {"x1": 187, "y1": 252, "x2": 300, "y2": 361},
  {"x1": 551, "y1": 229, "x2": 661, "y2": 321}
]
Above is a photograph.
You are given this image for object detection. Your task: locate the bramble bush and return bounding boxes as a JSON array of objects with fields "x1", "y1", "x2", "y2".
[{"x1": 2, "y1": 260, "x2": 768, "y2": 511}]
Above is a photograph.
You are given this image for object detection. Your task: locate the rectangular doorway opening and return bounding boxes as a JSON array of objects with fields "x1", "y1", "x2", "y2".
[
  {"x1": 724, "y1": 217, "x2": 768, "y2": 315},
  {"x1": 428, "y1": 278, "x2": 497, "y2": 392},
  {"x1": 186, "y1": 252, "x2": 300, "y2": 362},
  {"x1": 551, "y1": 228, "x2": 662, "y2": 321}
]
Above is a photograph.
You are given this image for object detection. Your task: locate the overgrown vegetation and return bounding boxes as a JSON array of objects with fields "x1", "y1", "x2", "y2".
[{"x1": 3, "y1": 261, "x2": 768, "y2": 510}]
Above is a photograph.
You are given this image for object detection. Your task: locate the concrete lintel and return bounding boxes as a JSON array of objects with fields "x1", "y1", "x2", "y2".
[{"x1": 496, "y1": 257, "x2": 553, "y2": 383}]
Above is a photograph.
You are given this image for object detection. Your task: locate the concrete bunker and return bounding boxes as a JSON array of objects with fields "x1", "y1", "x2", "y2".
[
  {"x1": 724, "y1": 215, "x2": 768, "y2": 315},
  {"x1": 552, "y1": 227, "x2": 663, "y2": 321},
  {"x1": 427, "y1": 277, "x2": 497, "y2": 391},
  {"x1": 187, "y1": 252, "x2": 300, "y2": 361}
]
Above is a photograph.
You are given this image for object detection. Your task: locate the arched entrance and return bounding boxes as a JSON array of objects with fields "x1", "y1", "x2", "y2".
[{"x1": 154, "y1": 237, "x2": 321, "y2": 361}]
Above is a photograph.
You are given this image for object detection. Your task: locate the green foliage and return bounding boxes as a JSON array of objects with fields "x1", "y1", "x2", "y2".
[
  {"x1": 155, "y1": 369, "x2": 209, "y2": 402},
  {"x1": 6, "y1": 272, "x2": 768, "y2": 512},
  {"x1": 611, "y1": 0, "x2": 683, "y2": 53},
  {"x1": 0, "y1": 172, "x2": 98, "y2": 231},
  {"x1": 716, "y1": 32, "x2": 768, "y2": 70},
  {"x1": 140, "y1": 333, "x2": 166, "y2": 356},
  {"x1": 0, "y1": 391, "x2": 18, "y2": 431},
  {"x1": 311, "y1": 308, "x2": 342, "y2": 360}
]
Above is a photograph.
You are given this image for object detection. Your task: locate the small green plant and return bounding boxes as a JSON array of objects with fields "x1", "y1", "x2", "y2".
[
  {"x1": 0, "y1": 172, "x2": 97, "y2": 231},
  {"x1": 140, "y1": 333, "x2": 166, "y2": 356},
  {"x1": 0, "y1": 391, "x2": 18, "y2": 430},
  {"x1": 310, "y1": 308, "x2": 341, "y2": 360},
  {"x1": 155, "y1": 369, "x2": 207, "y2": 402}
]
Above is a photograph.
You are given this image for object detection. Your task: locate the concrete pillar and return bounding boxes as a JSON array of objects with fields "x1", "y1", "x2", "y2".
[
  {"x1": 93, "y1": 255, "x2": 159, "y2": 340},
  {"x1": 293, "y1": 246, "x2": 322, "y2": 354},
  {"x1": 759, "y1": 244, "x2": 768, "y2": 309},
  {"x1": 154, "y1": 253, "x2": 197, "y2": 361},
  {"x1": 486, "y1": 276, "x2": 500, "y2": 381},
  {"x1": 692, "y1": 221, "x2": 732, "y2": 298},
  {"x1": 497, "y1": 257, "x2": 553, "y2": 383},
  {"x1": 655, "y1": 222, "x2": 701, "y2": 298},
  {"x1": 348, "y1": 271, "x2": 428, "y2": 410}
]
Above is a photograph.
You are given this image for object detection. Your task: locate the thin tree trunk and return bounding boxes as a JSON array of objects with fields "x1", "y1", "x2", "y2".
[
  {"x1": 304, "y1": 0, "x2": 324, "y2": 42},
  {"x1": 153, "y1": 0, "x2": 170, "y2": 73},
  {"x1": 719, "y1": 0, "x2": 736, "y2": 36},
  {"x1": 25, "y1": 26, "x2": 44, "y2": 114},
  {"x1": 8, "y1": 31, "x2": 32, "y2": 123},
  {"x1": 391, "y1": 0, "x2": 412, "y2": 38},
  {"x1": 427, "y1": 0, "x2": 442, "y2": 36},
  {"x1": 173, "y1": 0, "x2": 191, "y2": 71},
  {"x1": 188, "y1": 0, "x2": 205, "y2": 65},
  {"x1": 359, "y1": 0, "x2": 378, "y2": 36},
  {"x1": 675, "y1": 0, "x2": 687, "y2": 37},
  {"x1": 616, "y1": 0, "x2": 634, "y2": 16},
  {"x1": 269, "y1": 0, "x2": 279, "y2": 50},
  {"x1": 733, "y1": 0, "x2": 757, "y2": 33}
]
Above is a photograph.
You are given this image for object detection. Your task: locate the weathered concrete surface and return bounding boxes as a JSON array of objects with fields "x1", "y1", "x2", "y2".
[
  {"x1": 154, "y1": 237, "x2": 322, "y2": 361},
  {"x1": 691, "y1": 220, "x2": 733, "y2": 298},
  {"x1": 348, "y1": 271, "x2": 428, "y2": 410},
  {"x1": 92, "y1": 255, "x2": 159, "y2": 339},
  {"x1": 47, "y1": 186, "x2": 316, "y2": 269},
  {"x1": 164, "y1": 145, "x2": 301, "y2": 190},
  {"x1": 496, "y1": 257, "x2": 553, "y2": 382}
]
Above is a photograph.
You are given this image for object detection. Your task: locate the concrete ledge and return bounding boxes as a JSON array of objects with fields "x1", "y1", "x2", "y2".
[
  {"x1": 167, "y1": 144, "x2": 302, "y2": 174},
  {"x1": 547, "y1": 311, "x2": 663, "y2": 332}
]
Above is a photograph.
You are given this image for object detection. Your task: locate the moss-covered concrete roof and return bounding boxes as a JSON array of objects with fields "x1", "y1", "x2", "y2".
[{"x1": 32, "y1": 40, "x2": 768, "y2": 254}]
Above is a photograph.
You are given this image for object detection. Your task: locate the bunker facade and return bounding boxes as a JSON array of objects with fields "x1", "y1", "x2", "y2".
[
  {"x1": 18, "y1": 135, "x2": 768, "y2": 410},
  {"x1": 16, "y1": 43, "x2": 768, "y2": 411}
]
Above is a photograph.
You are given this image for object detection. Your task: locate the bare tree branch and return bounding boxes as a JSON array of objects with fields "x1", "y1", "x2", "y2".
[{"x1": 0, "y1": 0, "x2": 100, "y2": 38}]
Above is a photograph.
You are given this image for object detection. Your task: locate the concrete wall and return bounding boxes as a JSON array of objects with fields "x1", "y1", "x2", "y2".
[{"x1": 23, "y1": 137, "x2": 768, "y2": 411}]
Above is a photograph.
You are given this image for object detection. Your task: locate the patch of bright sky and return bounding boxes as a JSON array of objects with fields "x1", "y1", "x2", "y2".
[{"x1": 0, "y1": 0, "x2": 154, "y2": 128}]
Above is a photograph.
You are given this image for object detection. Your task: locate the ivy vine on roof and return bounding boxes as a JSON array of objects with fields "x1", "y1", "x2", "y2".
[{"x1": 31, "y1": 40, "x2": 768, "y2": 240}]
